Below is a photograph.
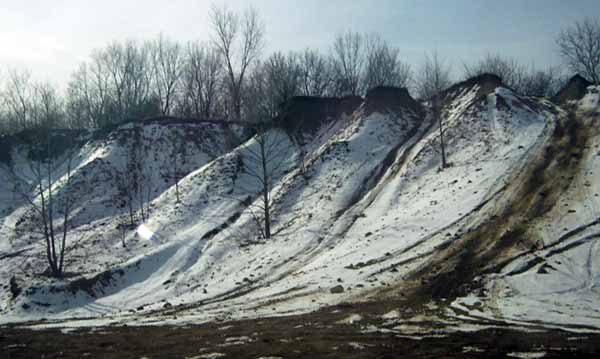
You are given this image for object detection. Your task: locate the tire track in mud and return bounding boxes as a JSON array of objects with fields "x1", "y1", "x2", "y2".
[
  {"x1": 504, "y1": 217, "x2": 600, "y2": 276},
  {"x1": 341, "y1": 94, "x2": 554, "y2": 279},
  {"x1": 356, "y1": 184, "x2": 510, "y2": 277},
  {"x1": 363, "y1": 110, "x2": 555, "y2": 304},
  {"x1": 406, "y1": 109, "x2": 593, "y2": 302}
]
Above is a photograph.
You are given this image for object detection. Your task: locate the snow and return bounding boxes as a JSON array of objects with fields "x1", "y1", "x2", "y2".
[
  {"x1": 195, "y1": 353, "x2": 226, "y2": 359},
  {"x1": 579, "y1": 86, "x2": 599, "y2": 111},
  {"x1": 1, "y1": 82, "x2": 599, "y2": 335},
  {"x1": 507, "y1": 352, "x2": 547, "y2": 359},
  {"x1": 348, "y1": 342, "x2": 367, "y2": 350},
  {"x1": 136, "y1": 224, "x2": 155, "y2": 241},
  {"x1": 381, "y1": 309, "x2": 400, "y2": 320},
  {"x1": 337, "y1": 314, "x2": 363, "y2": 324},
  {"x1": 450, "y1": 88, "x2": 600, "y2": 330}
]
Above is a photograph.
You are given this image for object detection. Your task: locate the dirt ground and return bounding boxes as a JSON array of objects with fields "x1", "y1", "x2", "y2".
[{"x1": 2, "y1": 299, "x2": 600, "y2": 359}]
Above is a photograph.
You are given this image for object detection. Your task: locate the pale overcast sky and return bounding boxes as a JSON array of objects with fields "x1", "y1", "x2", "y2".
[{"x1": 1, "y1": 0, "x2": 599, "y2": 88}]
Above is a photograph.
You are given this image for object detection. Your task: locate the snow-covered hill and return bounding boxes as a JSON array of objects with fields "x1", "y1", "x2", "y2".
[{"x1": 1, "y1": 76, "x2": 599, "y2": 332}]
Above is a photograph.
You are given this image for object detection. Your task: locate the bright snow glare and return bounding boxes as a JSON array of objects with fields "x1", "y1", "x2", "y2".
[{"x1": 136, "y1": 224, "x2": 155, "y2": 241}]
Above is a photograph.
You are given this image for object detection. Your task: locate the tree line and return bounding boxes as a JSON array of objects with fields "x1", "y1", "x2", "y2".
[{"x1": 2, "y1": 7, "x2": 597, "y2": 136}]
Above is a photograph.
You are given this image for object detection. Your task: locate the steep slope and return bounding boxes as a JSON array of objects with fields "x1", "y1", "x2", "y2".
[
  {"x1": 252, "y1": 76, "x2": 558, "y2": 315},
  {"x1": 1, "y1": 78, "x2": 598, "y2": 334},
  {"x1": 0, "y1": 120, "x2": 232, "y2": 318},
  {"x1": 451, "y1": 85, "x2": 600, "y2": 329},
  {"x1": 0, "y1": 87, "x2": 428, "y2": 323}
]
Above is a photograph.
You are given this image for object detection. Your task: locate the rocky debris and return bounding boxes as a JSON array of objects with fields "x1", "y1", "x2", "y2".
[{"x1": 330, "y1": 285, "x2": 344, "y2": 294}]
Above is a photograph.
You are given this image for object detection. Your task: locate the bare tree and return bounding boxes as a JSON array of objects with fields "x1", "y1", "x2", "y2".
[
  {"x1": 416, "y1": 51, "x2": 453, "y2": 100},
  {"x1": 68, "y1": 40, "x2": 158, "y2": 129},
  {"x1": 3, "y1": 69, "x2": 34, "y2": 132},
  {"x1": 116, "y1": 218, "x2": 129, "y2": 248},
  {"x1": 131, "y1": 127, "x2": 151, "y2": 222},
  {"x1": 32, "y1": 83, "x2": 63, "y2": 129},
  {"x1": 239, "y1": 125, "x2": 290, "y2": 239},
  {"x1": 2, "y1": 72, "x2": 65, "y2": 131},
  {"x1": 115, "y1": 163, "x2": 136, "y2": 228},
  {"x1": 99, "y1": 41, "x2": 130, "y2": 123},
  {"x1": 150, "y1": 35, "x2": 184, "y2": 115},
  {"x1": 65, "y1": 67, "x2": 91, "y2": 129},
  {"x1": 243, "y1": 53, "x2": 301, "y2": 128},
  {"x1": 331, "y1": 32, "x2": 365, "y2": 96},
  {"x1": 99, "y1": 40, "x2": 155, "y2": 124},
  {"x1": 164, "y1": 128, "x2": 187, "y2": 203},
  {"x1": 180, "y1": 41, "x2": 223, "y2": 119},
  {"x1": 463, "y1": 54, "x2": 565, "y2": 97},
  {"x1": 244, "y1": 65, "x2": 272, "y2": 125},
  {"x1": 9, "y1": 132, "x2": 77, "y2": 277},
  {"x1": 364, "y1": 34, "x2": 413, "y2": 90},
  {"x1": 117, "y1": 125, "x2": 151, "y2": 227},
  {"x1": 557, "y1": 17, "x2": 600, "y2": 84},
  {"x1": 463, "y1": 53, "x2": 527, "y2": 91},
  {"x1": 210, "y1": 5, "x2": 264, "y2": 122},
  {"x1": 432, "y1": 96, "x2": 448, "y2": 169},
  {"x1": 416, "y1": 52, "x2": 452, "y2": 169},
  {"x1": 66, "y1": 59, "x2": 112, "y2": 129},
  {"x1": 520, "y1": 67, "x2": 565, "y2": 97},
  {"x1": 263, "y1": 52, "x2": 301, "y2": 106},
  {"x1": 297, "y1": 48, "x2": 333, "y2": 96}
]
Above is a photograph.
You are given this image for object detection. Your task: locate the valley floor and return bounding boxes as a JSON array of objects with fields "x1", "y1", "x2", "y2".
[{"x1": 3, "y1": 299, "x2": 600, "y2": 358}]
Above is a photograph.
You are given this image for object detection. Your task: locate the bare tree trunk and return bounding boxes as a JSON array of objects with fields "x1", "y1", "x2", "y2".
[
  {"x1": 128, "y1": 195, "x2": 135, "y2": 226},
  {"x1": 210, "y1": 5, "x2": 264, "y2": 123},
  {"x1": 259, "y1": 139, "x2": 271, "y2": 238},
  {"x1": 119, "y1": 221, "x2": 127, "y2": 248},
  {"x1": 6, "y1": 112, "x2": 74, "y2": 279},
  {"x1": 37, "y1": 168, "x2": 55, "y2": 274},
  {"x1": 58, "y1": 154, "x2": 74, "y2": 274},
  {"x1": 433, "y1": 98, "x2": 447, "y2": 169},
  {"x1": 438, "y1": 110, "x2": 447, "y2": 169},
  {"x1": 145, "y1": 186, "x2": 152, "y2": 221},
  {"x1": 234, "y1": 88, "x2": 242, "y2": 123},
  {"x1": 173, "y1": 137, "x2": 181, "y2": 203},
  {"x1": 239, "y1": 126, "x2": 291, "y2": 240},
  {"x1": 557, "y1": 18, "x2": 600, "y2": 85},
  {"x1": 46, "y1": 147, "x2": 58, "y2": 275}
]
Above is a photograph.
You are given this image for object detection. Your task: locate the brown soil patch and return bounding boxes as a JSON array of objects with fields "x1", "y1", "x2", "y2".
[
  {"x1": 408, "y1": 109, "x2": 591, "y2": 301},
  {"x1": 2, "y1": 299, "x2": 599, "y2": 358}
]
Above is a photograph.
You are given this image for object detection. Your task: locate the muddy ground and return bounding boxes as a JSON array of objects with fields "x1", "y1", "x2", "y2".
[{"x1": 2, "y1": 299, "x2": 600, "y2": 359}]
